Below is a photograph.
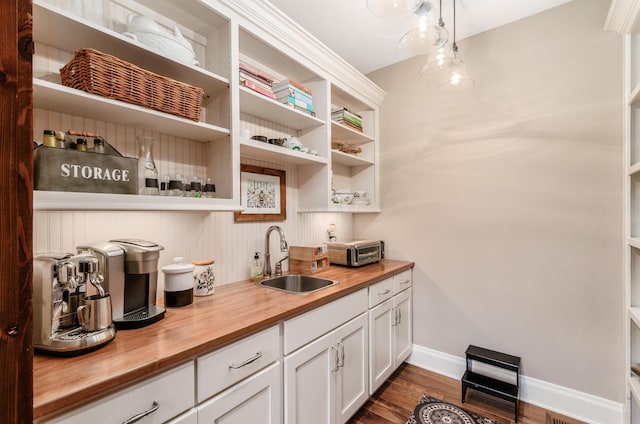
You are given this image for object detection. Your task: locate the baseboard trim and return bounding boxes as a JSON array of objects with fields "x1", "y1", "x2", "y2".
[{"x1": 407, "y1": 344, "x2": 623, "y2": 424}]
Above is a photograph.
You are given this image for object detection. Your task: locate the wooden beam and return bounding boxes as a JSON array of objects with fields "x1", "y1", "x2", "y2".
[{"x1": 0, "y1": 0, "x2": 33, "y2": 422}]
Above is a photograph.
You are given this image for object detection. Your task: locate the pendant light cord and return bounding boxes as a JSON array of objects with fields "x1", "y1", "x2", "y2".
[
  {"x1": 452, "y1": 0, "x2": 458, "y2": 54},
  {"x1": 438, "y1": 0, "x2": 444, "y2": 28}
]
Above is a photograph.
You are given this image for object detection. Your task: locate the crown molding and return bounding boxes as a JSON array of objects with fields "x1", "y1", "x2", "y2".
[
  {"x1": 605, "y1": 0, "x2": 640, "y2": 34},
  {"x1": 216, "y1": 0, "x2": 386, "y2": 107}
]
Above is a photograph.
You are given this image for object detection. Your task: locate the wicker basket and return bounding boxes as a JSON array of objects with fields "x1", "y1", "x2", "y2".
[{"x1": 60, "y1": 48, "x2": 203, "y2": 121}]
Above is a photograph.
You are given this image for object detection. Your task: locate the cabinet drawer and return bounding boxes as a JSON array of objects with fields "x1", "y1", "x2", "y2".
[
  {"x1": 283, "y1": 288, "x2": 367, "y2": 355},
  {"x1": 47, "y1": 362, "x2": 194, "y2": 423},
  {"x1": 197, "y1": 325, "x2": 279, "y2": 402},
  {"x1": 393, "y1": 269, "x2": 412, "y2": 294},
  {"x1": 368, "y1": 277, "x2": 394, "y2": 308}
]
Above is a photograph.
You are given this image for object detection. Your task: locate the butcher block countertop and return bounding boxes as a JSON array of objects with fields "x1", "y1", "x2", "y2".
[{"x1": 33, "y1": 259, "x2": 414, "y2": 420}]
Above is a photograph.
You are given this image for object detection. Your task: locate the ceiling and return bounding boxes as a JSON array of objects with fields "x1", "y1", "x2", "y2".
[{"x1": 267, "y1": 0, "x2": 571, "y2": 75}]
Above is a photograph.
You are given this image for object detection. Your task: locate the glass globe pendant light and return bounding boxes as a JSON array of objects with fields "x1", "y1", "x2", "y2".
[
  {"x1": 419, "y1": 0, "x2": 452, "y2": 79},
  {"x1": 435, "y1": 53, "x2": 474, "y2": 91},
  {"x1": 398, "y1": 1, "x2": 448, "y2": 56},
  {"x1": 366, "y1": 0, "x2": 422, "y2": 18},
  {"x1": 422, "y1": 0, "x2": 474, "y2": 90}
]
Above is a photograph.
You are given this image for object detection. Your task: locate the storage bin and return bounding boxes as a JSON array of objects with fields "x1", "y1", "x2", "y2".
[{"x1": 34, "y1": 144, "x2": 137, "y2": 195}]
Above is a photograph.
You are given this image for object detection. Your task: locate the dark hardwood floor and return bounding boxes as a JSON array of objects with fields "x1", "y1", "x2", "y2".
[{"x1": 348, "y1": 363, "x2": 585, "y2": 424}]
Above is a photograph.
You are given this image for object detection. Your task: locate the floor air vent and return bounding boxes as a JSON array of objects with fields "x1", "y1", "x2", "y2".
[{"x1": 545, "y1": 412, "x2": 585, "y2": 424}]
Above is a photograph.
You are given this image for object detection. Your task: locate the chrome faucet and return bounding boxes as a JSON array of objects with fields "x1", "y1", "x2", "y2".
[{"x1": 264, "y1": 225, "x2": 288, "y2": 278}]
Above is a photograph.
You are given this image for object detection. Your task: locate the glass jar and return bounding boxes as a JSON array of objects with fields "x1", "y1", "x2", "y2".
[
  {"x1": 76, "y1": 138, "x2": 88, "y2": 152},
  {"x1": 137, "y1": 135, "x2": 159, "y2": 195},
  {"x1": 55, "y1": 131, "x2": 66, "y2": 148},
  {"x1": 188, "y1": 176, "x2": 202, "y2": 198},
  {"x1": 203, "y1": 178, "x2": 216, "y2": 198},
  {"x1": 93, "y1": 138, "x2": 105, "y2": 154},
  {"x1": 43, "y1": 130, "x2": 57, "y2": 147},
  {"x1": 167, "y1": 174, "x2": 185, "y2": 197}
]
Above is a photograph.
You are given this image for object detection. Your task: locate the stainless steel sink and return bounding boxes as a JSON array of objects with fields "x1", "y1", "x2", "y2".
[{"x1": 258, "y1": 274, "x2": 337, "y2": 294}]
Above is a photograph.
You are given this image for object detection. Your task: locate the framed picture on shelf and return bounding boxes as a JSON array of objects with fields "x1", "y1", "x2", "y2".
[{"x1": 234, "y1": 164, "x2": 286, "y2": 222}]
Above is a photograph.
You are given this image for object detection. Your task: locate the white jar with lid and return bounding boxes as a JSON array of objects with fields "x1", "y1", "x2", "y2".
[
  {"x1": 193, "y1": 259, "x2": 215, "y2": 296},
  {"x1": 161, "y1": 257, "x2": 195, "y2": 307}
]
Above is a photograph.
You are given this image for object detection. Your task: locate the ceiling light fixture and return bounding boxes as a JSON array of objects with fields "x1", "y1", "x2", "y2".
[
  {"x1": 418, "y1": 0, "x2": 450, "y2": 80},
  {"x1": 365, "y1": 0, "x2": 422, "y2": 18},
  {"x1": 398, "y1": 1, "x2": 448, "y2": 56},
  {"x1": 429, "y1": 0, "x2": 474, "y2": 91}
]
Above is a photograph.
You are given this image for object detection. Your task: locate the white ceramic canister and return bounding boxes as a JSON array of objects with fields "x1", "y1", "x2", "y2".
[
  {"x1": 161, "y1": 257, "x2": 195, "y2": 307},
  {"x1": 193, "y1": 259, "x2": 215, "y2": 296}
]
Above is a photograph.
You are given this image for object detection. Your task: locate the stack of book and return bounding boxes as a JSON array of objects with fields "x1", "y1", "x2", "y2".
[
  {"x1": 272, "y1": 79, "x2": 315, "y2": 116},
  {"x1": 331, "y1": 106, "x2": 363, "y2": 132},
  {"x1": 239, "y1": 62, "x2": 276, "y2": 99}
]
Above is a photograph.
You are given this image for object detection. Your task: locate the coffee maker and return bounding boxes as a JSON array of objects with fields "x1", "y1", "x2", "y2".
[
  {"x1": 77, "y1": 239, "x2": 165, "y2": 329},
  {"x1": 33, "y1": 252, "x2": 116, "y2": 355}
]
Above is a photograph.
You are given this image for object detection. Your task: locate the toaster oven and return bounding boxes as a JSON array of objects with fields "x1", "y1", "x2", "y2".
[{"x1": 326, "y1": 240, "x2": 384, "y2": 267}]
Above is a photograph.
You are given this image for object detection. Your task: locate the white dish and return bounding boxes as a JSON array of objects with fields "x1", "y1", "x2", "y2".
[
  {"x1": 353, "y1": 190, "x2": 368, "y2": 198},
  {"x1": 123, "y1": 15, "x2": 199, "y2": 66}
]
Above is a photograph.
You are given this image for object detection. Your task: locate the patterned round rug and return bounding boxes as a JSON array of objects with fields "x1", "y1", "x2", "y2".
[{"x1": 406, "y1": 395, "x2": 498, "y2": 424}]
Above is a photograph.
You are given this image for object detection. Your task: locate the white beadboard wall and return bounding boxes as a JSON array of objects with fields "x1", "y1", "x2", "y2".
[
  {"x1": 33, "y1": 112, "x2": 353, "y2": 296},
  {"x1": 33, "y1": 182, "x2": 353, "y2": 294}
]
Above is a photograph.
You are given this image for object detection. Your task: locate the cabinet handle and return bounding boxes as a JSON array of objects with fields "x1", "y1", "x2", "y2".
[
  {"x1": 229, "y1": 351, "x2": 263, "y2": 369},
  {"x1": 122, "y1": 400, "x2": 159, "y2": 424},
  {"x1": 378, "y1": 289, "x2": 391, "y2": 296},
  {"x1": 331, "y1": 346, "x2": 339, "y2": 372},
  {"x1": 337, "y1": 341, "x2": 345, "y2": 368},
  {"x1": 392, "y1": 307, "x2": 402, "y2": 326},
  {"x1": 399, "y1": 279, "x2": 410, "y2": 285}
]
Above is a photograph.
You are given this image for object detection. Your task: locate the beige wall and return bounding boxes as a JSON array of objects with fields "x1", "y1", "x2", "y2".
[{"x1": 359, "y1": 0, "x2": 624, "y2": 401}]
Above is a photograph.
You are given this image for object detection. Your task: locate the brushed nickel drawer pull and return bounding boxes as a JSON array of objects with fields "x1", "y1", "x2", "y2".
[
  {"x1": 229, "y1": 351, "x2": 263, "y2": 369},
  {"x1": 378, "y1": 289, "x2": 391, "y2": 296},
  {"x1": 122, "y1": 400, "x2": 159, "y2": 424},
  {"x1": 337, "y1": 341, "x2": 345, "y2": 368},
  {"x1": 331, "y1": 346, "x2": 339, "y2": 372},
  {"x1": 400, "y1": 279, "x2": 410, "y2": 285}
]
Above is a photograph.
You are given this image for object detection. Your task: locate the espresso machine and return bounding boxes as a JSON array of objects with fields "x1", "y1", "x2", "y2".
[
  {"x1": 77, "y1": 239, "x2": 165, "y2": 329},
  {"x1": 33, "y1": 252, "x2": 116, "y2": 355}
]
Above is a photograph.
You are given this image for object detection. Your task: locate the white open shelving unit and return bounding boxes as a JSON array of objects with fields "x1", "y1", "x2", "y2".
[
  {"x1": 607, "y1": 2, "x2": 640, "y2": 421},
  {"x1": 32, "y1": 0, "x2": 384, "y2": 213}
]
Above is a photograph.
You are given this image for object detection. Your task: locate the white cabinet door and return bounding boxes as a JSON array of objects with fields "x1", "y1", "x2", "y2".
[
  {"x1": 168, "y1": 408, "x2": 197, "y2": 424},
  {"x1": 335, "y1": 313, "x2": 368, "y2": 424},
  {"x1": 284, "y1": 331, "x2": 336, "y2": 424},
  {"x1": 197, "y1": 362, "x2": 281, "y2": 424},
  {"x1": 368, "y1": 298, "x2": 394, "y2": 394},
  {"x1": 393, "y1": 288, "x2": 413, "y2": 366},
  {"x1": 369, "y1": 285, "x2": 413, "y2": 395}
]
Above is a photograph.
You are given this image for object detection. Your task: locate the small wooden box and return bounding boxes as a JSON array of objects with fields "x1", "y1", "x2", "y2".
[{"x1": 289, "y1": 245, "x2": 329, "y2": 274}]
